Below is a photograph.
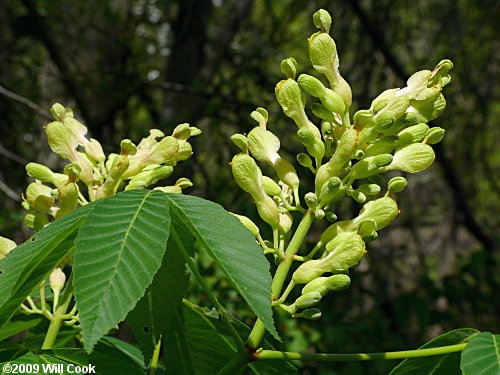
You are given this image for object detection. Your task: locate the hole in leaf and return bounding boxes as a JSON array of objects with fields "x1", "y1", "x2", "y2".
[
  {"x1": 143, "y1": 326, "x2": 150, "y2": 333},
  {"x1": 31, "y1": 237, "x2": 36, "y2": 242}
]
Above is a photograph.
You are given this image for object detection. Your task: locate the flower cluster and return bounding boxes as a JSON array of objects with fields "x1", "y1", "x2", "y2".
[
  {"x1": 21, "y1": 103, "x2": 201, "y2": 230},
  {"x1": 230, "y1": 9, "x2": 452, "y2": 319}
]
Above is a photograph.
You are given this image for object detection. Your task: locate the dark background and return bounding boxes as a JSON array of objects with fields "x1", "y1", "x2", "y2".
[{"x1": 0, "y1": 1, "x2": 498, "y2": 374}]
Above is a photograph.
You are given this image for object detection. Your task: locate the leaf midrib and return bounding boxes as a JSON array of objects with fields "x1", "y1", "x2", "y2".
[{"x1": 89, "y1": 190, "x2": 154, "y2": 337}]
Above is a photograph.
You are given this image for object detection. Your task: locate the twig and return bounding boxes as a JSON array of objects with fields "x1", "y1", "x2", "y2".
[{"x1": 0, "y1": 84, "x2": 52, "y2": 119}]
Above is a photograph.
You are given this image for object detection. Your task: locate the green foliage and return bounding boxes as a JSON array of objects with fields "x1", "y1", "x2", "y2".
[
  {"x1": 388, "y1": 328, "x2": 479, "y2": 375},
  {"x1": 460, "y1": 332, "x2": 500, "y2": 375}
]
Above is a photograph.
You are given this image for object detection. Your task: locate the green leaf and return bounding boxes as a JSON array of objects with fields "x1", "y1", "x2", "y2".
[
  {"x1": 164, "y1": 193, "x2": 278, "y2": 340},
  {"x1": 163, "y1": 301, "x2": 297, "y2": 375},
  {"x1": 128, "y1": 221, "x2": 191, "y2": 361},
  {"x1": 0, "y1": 315, "x2": 43, "y2": 341},
  {"x1": 74, "y1": 190, "x2": 170, "y2": 353},
  {"x1": 0, "y1": 204, "x2": 94, "y2": 328},
  {"x1": 389, "y1": 328, "x2": 480, "y2": 375},
  {"x1": 461, "y1": 332, "x2": 500, "y2": 375}
]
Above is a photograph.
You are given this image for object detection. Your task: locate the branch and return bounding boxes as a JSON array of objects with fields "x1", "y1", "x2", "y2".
[
  {"x1": 0, "y1": 177, "x2": 21, "y2": 201},
  {"x1": 255, "y1": 343, "x2": 467, "y2": 362},
  {"x1": 0, "y1": 84, "x2": 51, "y2": 119}
]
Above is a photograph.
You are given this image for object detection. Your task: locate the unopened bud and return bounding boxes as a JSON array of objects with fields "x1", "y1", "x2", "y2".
[
  {"x1": 424, "y1": 127, "x2": 445, "y2": 144},
  {"x1": 231, "y1": 213, "x2": 260, "y2": 237},
  {"x1": 388, "y1": 177, "x2": 407, "y2": 193},
  {"x1": 297, "y1": 153, "x2": 314, "y2": 169},
  {"x1": 26, "y1": 163, "x2": 68, "y2": 188},
  {"x1": 50, "y1": 268, "x2": 66, "y2": 292},
  {"x1": 295, "y1": 292, "x2": 322, "y2": 309},
  {"x1": 297, "y1": 128, "x2": 325, "y2": 160},
  {"x1": 296, "y1": 308, "x2": 321, "y2": 320},
  {"x1": 262, "y1": 176, "x2": 281, "y2": 196}
]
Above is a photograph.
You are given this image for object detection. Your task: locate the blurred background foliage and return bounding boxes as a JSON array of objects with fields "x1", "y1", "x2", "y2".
[{"x1": 0, "y1": 0, "x2": 498, "y2": 374}]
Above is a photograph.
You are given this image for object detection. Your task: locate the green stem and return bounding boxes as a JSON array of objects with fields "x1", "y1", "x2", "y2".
[
  {"x1": 149, "y1": 336, "x2": 162, "y2": 375},
  {"x1": 42, "y1": 273, "x2": 74, "y2": 349},
  {"x1": 247, "y1": 210, "x2": 314, "y2": 348},
  {"x1": 171, "y1": 230, "x2": 243, "y2": 349},
  {"x1": 256, "y1": 344, "x2": 467, "y2": 362}
]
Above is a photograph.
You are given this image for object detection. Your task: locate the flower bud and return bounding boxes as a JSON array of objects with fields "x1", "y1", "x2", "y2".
[
  {"x1": 424, "y1": 127, "x2": 445, "y2": 144},
  {"x1": 388, "y1": 176, "x2": 408, "y2": 194},
  {"x1": 247, "y1": 127, "x2": 280, "y2": 164},
  {"x1": 230, "y1": 134, "x2": 249, "y2": 153},
  {"x1": 298, "y1": 74, "x2": 345, "y2": 114},
  {"x1": 262, "y1": 176, "x2": 281, "y2": 196},
  {"x1": 308, "y1": 32, "x2": 352, "y2": 108},
  {"x1": 296, "y1": 308, "x2": 321, "y2": 320},
  {"x1": 231, "y1": 154, "x2": 265, "y2": 200},
  {"x1": 315, "y1": 128, "x2": 357, "y2": 194},
  {"x1": 304, "y1": 192, "x2": 318, "y2": 209},
  {"x1": 349, "y1": 191, "x2": 366, "y2": 203},
  {"x1": 85, "y1": 139, "x2": 105, "y2": 162},
  {"x1": 397, "y1": 123, "x2": 429, "y2": 145},
  {"x1": 256, "y1": 195, "x2": 280, "y2": 229},
  {"x1": 354, "y1": 196, "x2": 398, "y2": 230},
  {"x1": 273, "y1": 157, "x2": 299, "y2": 191},
  {"x1": 50, "y1": 268, "x2": 66, "y2": 292},
  {"x1": 347, "y1": 154, "x2": 393, "y2": 182},
  {"x1": 55, "y1": 182, "x2": 78, "y2": 219},
  {"x1": 374, "y1": 111, "x2": 395, "y2": 130},
  {"x1": 319, "y1": 176, "x2": 341, "y2": 205},
  {"x1": 280, "y1": 58, "x2": 298, "y2": 79},
  {"x1": 384, "y1": 143, "x2": 435, "y2": 173},
  {"x1": 231, "y1": 213, "x2": 260, "y2": 237},
  {"x1": 356, "y1": 184, "x2": 381, "y2": 196},
  {"x1": 26, "y1": 163, "x2": 68, "y2": 188},
  {"x1": 364, "y1": 135, "x2": 399, "y2": 157},
  {"x1": 313, "y1": 9, "x2": 332, "y2": 33},
  {"x1": 297, "y1": 153, "x2": 314, "y2": 169},
  {"x1": 311, "y1": 103, "x2": 336, "y2": 122},
  {"x1": 278, "y1": 212, "x2": 293, "y2": 234},
  {"x1": 275, "y1": 79, "x2": 305, "y2": 119},
  {"x1": 302, "y1": 274, "x2": 351, "y2": 296},
  {"x1": 0, "y1": 236, "x2": 16, "y2": 259},
  {"x1": 323, "y1": 232, "x2": 366, "y2": 270},
  {"x1": 297, "y1": 128, "x2": 325, "y2": 160},
  {"x1": 314, "y1": 208, "x2": 325, "y2": 219},
  {"x1": 125, "y1": 165, "x2": 174, "y2": 190},
  {"x1": 294, "y1": 292, "x2": 322, "y2": 309}
]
